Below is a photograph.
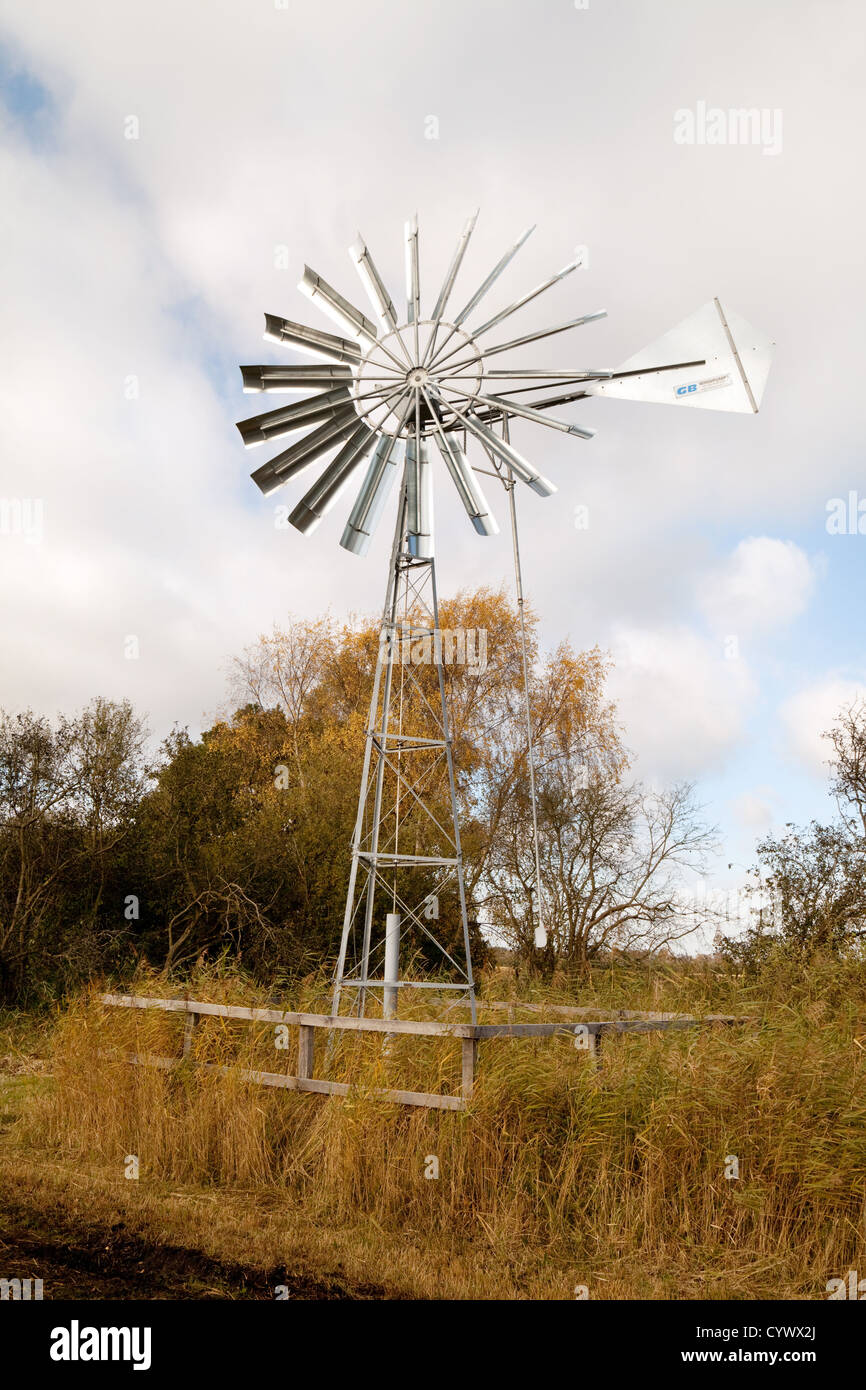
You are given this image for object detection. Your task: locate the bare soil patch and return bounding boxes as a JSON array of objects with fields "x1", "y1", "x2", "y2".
[{"x1": 0, "y1": 1192, "x2": 389, "y2": 1300}]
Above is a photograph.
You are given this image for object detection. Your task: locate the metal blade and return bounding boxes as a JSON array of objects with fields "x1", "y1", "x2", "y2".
[
  {"x1": 341, "y1": 433, "x2": 405, "y2": 556},
  {"x1": 236, "y1": 387, "x2": 354, "y2": 448},
  {"x1": 289, "y1": 423, "x2": 377, "y2": 535},
  {"x1": 405, "y1": 215, "x2": 421, "y2": 326},
  {"x1": 263, "y1": 313, "x2": 361, "y2": 364},
  {"x1": 298, "y1": 266, "x2": 379, "y2": 348},
  {"x1": 250, "y1": 414, "x2": 371, "y2": 496},
  {"x1": 429, "y1": 417, "x2": 499, "y2": 536},
  {"x1": 240, "y1": 364, "x2": 353, "y2": 393},
  {"x1": 469, "y1": 256, "x2": 584, "y2": 339},
  {"x1": 431, "y1": 210, "x2": 479, "y2": 324},
  {"x1": 349, "y1": 235, "x2": 398, "y2": 332},
  {"x1": 423, "y1": 210, "x2": 479, "y2": 367},
  {"x1": 451, "y1": 225, "x2": 535, "y2": 328}
]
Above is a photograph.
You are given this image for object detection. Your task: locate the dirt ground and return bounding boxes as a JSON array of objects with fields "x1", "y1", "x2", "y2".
[{"x1": 0, "y1": 1191, "x2": 388, "y2": 1300}]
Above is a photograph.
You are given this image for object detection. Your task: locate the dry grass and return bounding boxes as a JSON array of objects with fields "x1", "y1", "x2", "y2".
[{"x1": 7, "y1": 954, "x2": 866, "y2": 1299}]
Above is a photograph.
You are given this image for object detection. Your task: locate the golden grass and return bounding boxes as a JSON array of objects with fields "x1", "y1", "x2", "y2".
[{"x1": 8, "y1": 954, "x2": 866, "y2": 1300}]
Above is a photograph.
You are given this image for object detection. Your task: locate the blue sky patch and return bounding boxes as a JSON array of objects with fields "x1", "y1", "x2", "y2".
[{"x1": 0, "y1": 44, "x2": 55, "y2": 145}]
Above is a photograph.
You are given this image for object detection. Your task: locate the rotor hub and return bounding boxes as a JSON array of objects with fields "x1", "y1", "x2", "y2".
[{"x1": 352, "y1": 319, "x2": 484, "y2": 438}]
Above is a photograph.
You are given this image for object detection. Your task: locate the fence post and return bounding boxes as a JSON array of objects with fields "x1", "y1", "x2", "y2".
[
  {"x1": 461, "y1": 1037, "x2": 477, "y2": 1103},
  {"x1": 182, "y1": 1008, "x2": 198, "y2": 1059},
  {"x1": 298, "y1": 1024, "x2": 315, "y2": 1081},
  {"x1": 590, "y1": 1025, "x2": 603, "y2": 1073}
]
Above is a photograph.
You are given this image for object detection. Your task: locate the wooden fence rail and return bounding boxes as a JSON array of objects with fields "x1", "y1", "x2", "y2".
[{"x1": 100, "y1": 993, "x2": 755, "y2": 1113}]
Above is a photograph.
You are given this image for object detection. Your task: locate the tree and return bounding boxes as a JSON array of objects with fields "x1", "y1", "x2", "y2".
[
  {"x1": 721, "y1": 699, "x2": 866, "y2": 970},
  {"x1": 826, "y1": 698, "x2": 866, "y2": 838},
  {"x1": 485, "y1": 769, "x2": 717, "y2": 969},
  {"x1": 0, "y1": 700, "x2": 148, "y2": 1002}
]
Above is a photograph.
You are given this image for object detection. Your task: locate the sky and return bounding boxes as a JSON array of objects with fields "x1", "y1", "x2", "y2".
[{"x1": 0, "y1": 0, "x2": 864, "y2": 926}]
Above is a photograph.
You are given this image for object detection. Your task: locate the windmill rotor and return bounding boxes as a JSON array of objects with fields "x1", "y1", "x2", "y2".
[
  {"x1": 237, "y1": 215, "x2": 610, "y2": 554},
  {"x1": 238, "y1": 213, "x2": 773, "y2": 557}
]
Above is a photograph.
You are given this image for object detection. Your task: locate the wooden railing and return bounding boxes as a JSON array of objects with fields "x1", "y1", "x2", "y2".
[{"x1": 101, "y1": 993, "x2": 754, "y2": 1113}]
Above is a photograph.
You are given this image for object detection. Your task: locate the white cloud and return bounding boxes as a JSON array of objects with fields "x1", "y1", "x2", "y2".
[
  {"x1": 780, "y1": 677, "x2": 866, "y2": 779},
  {"x1": 697, "y1": 537, "x2": 815, "y2": 637},
  {"x1": 606, "y1": 624, "x2": 755, "y2": 782}
]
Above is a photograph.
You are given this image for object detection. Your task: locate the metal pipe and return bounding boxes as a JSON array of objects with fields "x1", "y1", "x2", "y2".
[
  {"x1": 383, "y1": 912, "x2": 400, "y2": 1019},
  {"x1": 406, "y1": 435, "x2": 434, "y2": 558},
  {"x1": 439, "y1": 381, "x2": 597, "y2": 440}
]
